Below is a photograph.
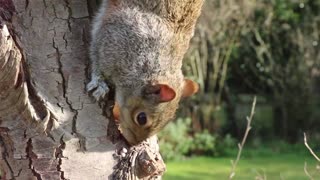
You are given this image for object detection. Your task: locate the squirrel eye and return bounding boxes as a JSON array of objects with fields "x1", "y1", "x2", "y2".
[{"x1": 136, "y1": 112, "x2": 147, "y2": 126}]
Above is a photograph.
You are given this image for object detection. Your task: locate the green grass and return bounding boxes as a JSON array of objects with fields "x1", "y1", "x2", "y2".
[{"x1": 163, "y1": 154, "x2": 319, "y2": 180}]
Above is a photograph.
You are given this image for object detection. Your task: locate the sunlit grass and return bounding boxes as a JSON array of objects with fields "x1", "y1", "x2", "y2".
[{"x1": 163, "y1": 154, "x2": 319, "y2": 180}]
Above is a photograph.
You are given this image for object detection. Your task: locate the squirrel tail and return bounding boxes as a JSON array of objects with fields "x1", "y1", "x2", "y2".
[{"x1": 108, "y1": 0, "x2": 204, "y2": 33}]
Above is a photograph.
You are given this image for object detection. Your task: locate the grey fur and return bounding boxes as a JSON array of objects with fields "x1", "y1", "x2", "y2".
[{"x1": 87, "y1": 0, "x2": 203, "y2": 144}]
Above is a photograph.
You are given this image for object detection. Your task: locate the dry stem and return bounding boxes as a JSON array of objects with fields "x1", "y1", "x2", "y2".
[
  {"x1": 303, "y1": 132, "x2": 320, "y2": 180},
  {"x1": 229, "y1": 96, "x2": 257, "y2": 179},
  {"x1": 304, "y1": 133, "x2": 320, "y2": 162},
  {"x1": 304, "y1": 162, "x2": 314, "y2": 180}
]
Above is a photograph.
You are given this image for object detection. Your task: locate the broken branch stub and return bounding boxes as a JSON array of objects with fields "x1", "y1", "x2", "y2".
[{"x1": 112, "y1": 136, "x2": 166, "y2": 179}]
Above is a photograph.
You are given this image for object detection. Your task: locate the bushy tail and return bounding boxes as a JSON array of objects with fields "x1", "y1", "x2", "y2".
[{"x1": 109, "y1": 0, "x2": 204, "y2": 33}]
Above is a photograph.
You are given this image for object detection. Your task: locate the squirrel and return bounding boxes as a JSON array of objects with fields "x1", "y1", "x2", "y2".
[{"x1": 87, "y1": 0, "x2": 204, "y2": 145}]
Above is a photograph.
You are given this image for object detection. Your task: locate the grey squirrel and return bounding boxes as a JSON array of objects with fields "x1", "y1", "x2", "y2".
[{"x1": 87, "y1": 0, "x2": 204, "y2": 145}]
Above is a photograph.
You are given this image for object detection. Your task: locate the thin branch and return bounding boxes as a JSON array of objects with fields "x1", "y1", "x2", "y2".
[
  {"x1": 229, "y1": 96, "x2": 257, "y2": 179},
  {"x1": 304, "y1": 162, "x2": 314, "y2": 180},
  {"x1": 304, "y1": 133, "x2": 320, "y2": 162},
  {"x1": 254, "y1": 169, "x2": 267, "y2": 180}
]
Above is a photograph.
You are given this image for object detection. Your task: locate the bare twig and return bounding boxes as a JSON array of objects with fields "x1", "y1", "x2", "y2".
[
  {"x1": 304, "y1": 162, "x2": 314, "y2": 180},
  {"x1": 304, "y1": 133, "x2": 320, "y2": 162},
  {"x1": 254, "y1": 169, "x2": 267, "y2": 180},
  {"x1": 229, "y1": 96, "x2": 257, "y2": 179}
]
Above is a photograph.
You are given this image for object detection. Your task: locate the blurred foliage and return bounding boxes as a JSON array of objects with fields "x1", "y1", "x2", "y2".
[
  {"x1": 214, "y1": 134, "x2": 237, "y2": 157},
  {"x1": 158, "y1": 118, "x2": 193, "y2": 161},
  {"x1": 158, "y1": 117, "x2": 240, "y2": 160},
  {"x1": 181, "y1": 0, "x2": 255, "y2": 134},
  {"x1": 158, "y1": 118, "x2": 219, "y2": 160},
  {"x1": 227, "y1": 0, "x2": 320, "y2": 142},
  {"x1": 190, "y1": 130, "x2": 216, "y2": 155},
  {"x1": 178, "y1": 0, "x2": 320, "y2": 144}
]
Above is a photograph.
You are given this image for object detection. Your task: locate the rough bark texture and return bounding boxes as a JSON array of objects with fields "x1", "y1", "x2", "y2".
[{"x1": 0, "y1": 0, "x2": 165, "y2": 179}]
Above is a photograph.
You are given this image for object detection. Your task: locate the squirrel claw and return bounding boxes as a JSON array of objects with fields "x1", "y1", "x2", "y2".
[{"x1": 87, "y1": 76, "x2": 109, "y2": 101}]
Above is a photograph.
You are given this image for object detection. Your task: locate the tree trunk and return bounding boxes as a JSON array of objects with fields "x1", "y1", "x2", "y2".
[{"x1": 0, "y1": 0, "x2": 165, "y2": 179}]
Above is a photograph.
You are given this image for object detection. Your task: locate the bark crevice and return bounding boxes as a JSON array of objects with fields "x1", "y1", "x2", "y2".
[
  {"x1": 55, "y1": 136, "x2": 66, "y2": 180},
  {"x1": 0, "y1": 134, "x2": 15, "y2": 179},
  {"x1": 26, "y1": 138, "x2": 41, "y2": 180}
]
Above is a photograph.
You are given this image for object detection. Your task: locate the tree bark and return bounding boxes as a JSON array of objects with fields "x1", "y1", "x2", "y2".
[{"x1": 0, "y1": 0, "x2": 165, "y2": 179}]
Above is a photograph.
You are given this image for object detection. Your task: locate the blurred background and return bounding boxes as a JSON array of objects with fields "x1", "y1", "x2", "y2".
[{"x1": 159, "y1": 0, "x2": 320, "y2": 179}]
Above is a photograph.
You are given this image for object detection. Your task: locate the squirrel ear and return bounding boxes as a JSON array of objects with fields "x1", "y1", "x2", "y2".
[
  {"x1": 144, "y1": 84, "x2": 176, "y2": 103},
  {"x1": 182, "y1": 79, "x2": 199, "y2": 97},
  {"x1": 113, "y1": 102, "x2": 120, "y2": 120},
  {"x1": 158, "y1": 84, "x2": 176, "y2": 102}
]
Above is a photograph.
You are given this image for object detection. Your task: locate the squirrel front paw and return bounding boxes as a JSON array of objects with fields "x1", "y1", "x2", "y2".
[{"x1": 87, "y1": 75, "x2": 109, "y2": 101}]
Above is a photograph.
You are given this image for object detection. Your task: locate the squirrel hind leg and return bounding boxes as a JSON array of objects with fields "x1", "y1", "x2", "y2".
[{"x1": 87, "y1": 74, "x2": 110, "y2": 101}]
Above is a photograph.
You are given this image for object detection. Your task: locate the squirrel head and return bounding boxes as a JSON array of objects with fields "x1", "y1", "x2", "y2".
[{"x1": 113, "y1": 79, "x2": 198, "y2": 145}]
